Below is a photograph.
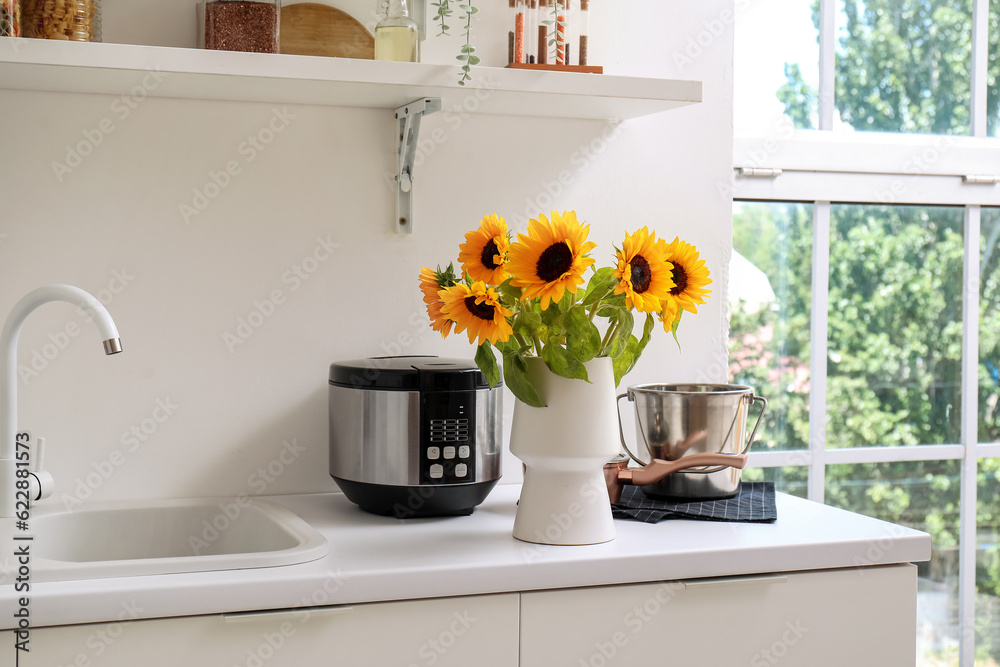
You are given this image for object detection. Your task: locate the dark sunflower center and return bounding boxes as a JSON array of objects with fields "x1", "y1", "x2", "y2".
[
  {"x1": 536, "y1": 242, "x2": 573, "y2": 282},
  {"x1": 480, "y1": 239, "x2": 500, "y2": 270},
  {"x1": 670, "y1": 264, "x2": 689, "y2": 295},
  {"x1": 630, "y1": 256, "x2": 652, "y2": 294},
  {"x1": 464, "y1": 296, "x2": 496, "y2": 321}
]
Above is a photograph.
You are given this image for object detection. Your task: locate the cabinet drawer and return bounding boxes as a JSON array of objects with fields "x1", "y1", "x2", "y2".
[
  {"x1": 10, "y1": 593, "x2": 518, "y2": 667},
  {"x1": 520, "y1": 564, "x2": 916, "y2": 667}
]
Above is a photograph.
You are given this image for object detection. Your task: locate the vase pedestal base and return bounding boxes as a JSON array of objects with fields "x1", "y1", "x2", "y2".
[{"x1": 513, "y1": 465, "x2": 614, "y2": 546}]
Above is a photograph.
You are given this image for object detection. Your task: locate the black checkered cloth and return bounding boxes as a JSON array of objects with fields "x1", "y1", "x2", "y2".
[{"x1": 611, "y1": 482, "x2": 777, "y2": 524}]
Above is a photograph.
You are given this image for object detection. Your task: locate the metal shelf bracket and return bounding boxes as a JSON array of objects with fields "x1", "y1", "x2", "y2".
[{"x1": 394, "y1": 97, "x2": 442, "y2": 234}]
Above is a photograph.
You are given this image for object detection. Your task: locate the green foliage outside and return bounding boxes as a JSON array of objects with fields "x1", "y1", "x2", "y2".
[{"x1": 731, "y1": 0, "x2": 1000, "y2": 660}]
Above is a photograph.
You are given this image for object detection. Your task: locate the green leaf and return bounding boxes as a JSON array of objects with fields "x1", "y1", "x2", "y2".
[
  {"x1": 614, "y1": 308, "x2": 635, "y2": 353},
  {"x1": 513, "y1": 309, "x2": 543, "y2": 341},
  {"x1": 475, "y1": 342, "x2": 500, "y2": 388},
  {"x1": 504, "y1": 353, "x2": 544, "y2": 407},
  {"x1": 460, "y1": 44, "x2": 475, "y2": 52},
  {"x1": 498, "y1": 279, "x2": 522, "y2": 303},
  {"x1": 539, "y1": 301, "x2": 565, "y2": 328},
  {"x1": 581, "y1": 267, "x2": 618, "y2": 306},
  {"x1": 668, "y1": 309, "x2": 683, "y2": 349},
  {"x1": 613, "y1": 336, "x2": 640, "y2": 386},
  {"x1": 468, "y1": 55, "x2": 481, "y2": 65},
  {"x1": 595, "y1": 302, "x2": 626, "y2": 323},
  {"x1": 564, "y1": 306, "x2": 602, "y2": 362},
  {"x1": 541, "y1": 343, "x2": 589, "y2": 382}
]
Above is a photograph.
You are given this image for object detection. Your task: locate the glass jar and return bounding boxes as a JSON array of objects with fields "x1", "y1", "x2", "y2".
[
  {"x1": 375, "y1": 0, "x2": 419, "y2": 63},
  {"x1": 1, "y1": 0, "x2": 21, "y2": 38},
  {"x1": 200, "y1": 0, "x2": 280, "y2": 54},
  {"x1": 22, "y1": 0, "x2": 100, "y2": 42}
]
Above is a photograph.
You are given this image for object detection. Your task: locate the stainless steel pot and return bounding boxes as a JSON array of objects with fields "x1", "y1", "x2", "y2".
[{"x1": 616, "y1": 384, "x2": 767, "y2": 500}]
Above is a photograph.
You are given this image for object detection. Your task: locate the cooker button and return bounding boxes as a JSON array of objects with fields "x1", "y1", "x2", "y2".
[
  {"x1": 429, "y1": 464, "x2": 444, "y2": 479},
  {"x1": 443, "y1": 446, "x2": 456, "y2": 459},
  {"x1": 454, "y1": 463, "x2": 468, "y2": 477},
  {"x1": 427, "y1": 446, "x2": 440, "y2": 460},
  {"x1": 458, "y1": 445, "x2": 470, "y2": 459}
]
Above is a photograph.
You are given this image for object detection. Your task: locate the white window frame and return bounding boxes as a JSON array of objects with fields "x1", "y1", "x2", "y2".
[{"x1": 734, "y1": 0, "x2": 999, "y2": 664}]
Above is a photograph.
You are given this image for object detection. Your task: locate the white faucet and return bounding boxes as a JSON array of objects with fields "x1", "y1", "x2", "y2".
[{"x1": 0, "y1": 285, "x2": 122, "y2": 517}]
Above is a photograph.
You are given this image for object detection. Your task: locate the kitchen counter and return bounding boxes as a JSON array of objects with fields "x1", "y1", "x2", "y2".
[{"x1": 0, "y1": 484, "x2": 931, "y2": 630}]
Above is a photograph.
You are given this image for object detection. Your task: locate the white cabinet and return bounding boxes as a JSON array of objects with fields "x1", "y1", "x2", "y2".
[
  {"x1": 520, "y1": 564, "x2": 917, "y2": 667},
  {"x1": 13, "y1": 593, "x2": 519, "y2": 667},
  {"x1": 4, "y1": 564, "x2": 919, "y2": 665}
]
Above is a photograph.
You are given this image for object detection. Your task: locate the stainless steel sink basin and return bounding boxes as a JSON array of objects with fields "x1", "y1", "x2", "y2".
[{"x1": 0, "y1": 497, "x2": 329, "y2": 582}]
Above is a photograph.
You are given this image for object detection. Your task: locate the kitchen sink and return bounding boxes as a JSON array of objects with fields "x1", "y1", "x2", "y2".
[{"x1": 0, "y1": 497, "x2": 329, "y2": 583}]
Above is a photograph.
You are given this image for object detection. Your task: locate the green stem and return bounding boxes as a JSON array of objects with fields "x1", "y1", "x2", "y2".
[
  {"x1": 587, "y1": 300, "x2": 602, "y2": 322},
  {"x1": 599, "y1": 319, "x2": 620, "y2": 356},
  {"x1": 532, "y1": 335, "x2": 543, "y2": 357}
]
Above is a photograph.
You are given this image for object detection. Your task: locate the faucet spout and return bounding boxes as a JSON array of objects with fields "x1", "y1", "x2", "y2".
[{"x1": 0, "y1": 285, "x2": 123, "y2": 517}]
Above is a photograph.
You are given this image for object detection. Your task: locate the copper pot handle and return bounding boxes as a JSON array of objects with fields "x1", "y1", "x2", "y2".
[{"x1": 618, "y1": 452, "x2": 748, "y2": 487}]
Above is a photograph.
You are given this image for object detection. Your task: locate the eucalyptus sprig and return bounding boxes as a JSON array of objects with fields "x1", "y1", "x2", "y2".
[
  {"x1": 456, "y1": 1, "x2": 479, "y2": 85},
  {"x1": 541, "y1": 1, "x2": 567, "y2": 63},
  {"x1": 430, "y1": 0, "x2": 452, "y2": 36}
]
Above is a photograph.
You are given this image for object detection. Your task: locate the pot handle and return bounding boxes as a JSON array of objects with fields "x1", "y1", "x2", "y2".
[
  {"x1": 738, "y1": 394, "x2": 769, "y2": 455},
  {"x1": 616, "y1": 392, "x2": 647, "y2": 466},
  {"x1": 619, "y1": 452, "x2": 749, "y2": 487}
]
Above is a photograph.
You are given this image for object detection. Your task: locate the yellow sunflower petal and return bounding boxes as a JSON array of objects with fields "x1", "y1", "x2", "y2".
[
  {"x1": 611, "y1": 227, "x2": 676, "y2": 313},
  {"x1": 661, "y1": 237, "x2": 712, "y2": 318},
  {"x1": 458, "y1": 213, "x2": 510, "y2": 284},
  {"x1": 439, "y1": 282, "x2": 513, "y2": 346},
  {"x1": 419, "y1": 266, "x2": 458, "y2": 338},
  {"x1": 507, "y1": 210, "x2": 596, "y2": 310}
]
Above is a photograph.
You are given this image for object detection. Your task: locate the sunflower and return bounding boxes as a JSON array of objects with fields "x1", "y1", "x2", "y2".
[
  {"x1": 657, "y1": 237, "x2": 712, "y2": 331},
  {"x1": 507, "y1": 210, "x2": 597, "y2": 310},
  {"x1": 439, "y1": 281, "x2": 513, "y2": 345},
  {"x1": 419, "y1": 265, "x2": 458, "y2": 338},
  {"x1": 612, "y1": 227, "x2": 676, "y2": 313},
  {"x1": 458, "y1": 213, "x2": 510, "y2": 284}
]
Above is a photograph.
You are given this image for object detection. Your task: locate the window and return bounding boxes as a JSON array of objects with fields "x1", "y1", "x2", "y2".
[{"x1": 734, "y1": 0, "x2": 1000, "y2": 664}]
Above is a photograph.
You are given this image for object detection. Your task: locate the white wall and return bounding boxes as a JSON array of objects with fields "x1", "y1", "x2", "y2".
[{"x1": 0, "y1": 0, "x2": 734, "y2": 505}]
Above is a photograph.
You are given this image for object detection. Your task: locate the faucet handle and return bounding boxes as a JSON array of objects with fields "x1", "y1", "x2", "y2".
[
  {"x1": 30, "y1": 437, "x2": 45, "y2": 473},
  {"x1": 28, "y1": 436, "x2": 53, "y2": 502}
]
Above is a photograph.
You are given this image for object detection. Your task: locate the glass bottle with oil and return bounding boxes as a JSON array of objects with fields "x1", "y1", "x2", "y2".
[{"x1": 375, "y1": 0, "x2": 419, "y2": 62}]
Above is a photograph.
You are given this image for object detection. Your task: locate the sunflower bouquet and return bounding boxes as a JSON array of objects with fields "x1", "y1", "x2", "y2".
[{"x1": 419, "y1": 210, "x2": 711, "y2": 407}]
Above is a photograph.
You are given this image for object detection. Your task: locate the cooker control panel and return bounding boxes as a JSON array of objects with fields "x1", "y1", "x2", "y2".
[{"x1": 420, "y1": 391, "x2": 476, "y2": 484}]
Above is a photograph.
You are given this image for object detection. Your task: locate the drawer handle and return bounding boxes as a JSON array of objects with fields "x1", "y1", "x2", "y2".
[
  {"x1": 223, "y1": 605, "x2": 354, "y2": 624},
  {"x1": 682, "y1": 574, "x2": 789, "y2": 590}
]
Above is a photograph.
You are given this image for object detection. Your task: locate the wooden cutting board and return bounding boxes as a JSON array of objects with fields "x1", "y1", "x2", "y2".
[{"x1": 280, "y1": 3, "x2": 374, "y2": 59}]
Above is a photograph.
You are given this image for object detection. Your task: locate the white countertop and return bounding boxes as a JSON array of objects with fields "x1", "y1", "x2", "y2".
[{"x1": 0, "y1": 485, "x2": 932, "y2": 630}]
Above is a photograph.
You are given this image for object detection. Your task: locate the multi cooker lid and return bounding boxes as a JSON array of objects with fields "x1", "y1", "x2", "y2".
[{"x1": 329, "y1": 356, "x2": 499, "y2": 391}]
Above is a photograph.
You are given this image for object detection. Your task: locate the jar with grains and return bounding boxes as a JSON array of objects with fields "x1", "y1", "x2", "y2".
[
  {"x1": 200, "y1": 0, "x2": 280, "y2": 54},
  {"x1": 22, "y1": 0, "x2": 101, "y2": 42},
  {"x1": 1, "y1": 0, "x2": 22, "y2": 37}
]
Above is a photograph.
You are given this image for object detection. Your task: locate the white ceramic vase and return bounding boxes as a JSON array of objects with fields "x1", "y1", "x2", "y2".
[{"x1": 510, "y1": 356, "x2": 620, "y2": 545}]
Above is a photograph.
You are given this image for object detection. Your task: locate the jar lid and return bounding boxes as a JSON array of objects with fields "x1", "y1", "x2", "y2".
[{"x1": 329, "y1": 356, "x2": 498, "y2": 391}]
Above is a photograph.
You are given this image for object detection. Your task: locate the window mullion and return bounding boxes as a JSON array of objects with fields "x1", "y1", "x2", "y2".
[
  {"x1": 808, "y1": 202, "x2": 831, "y2": 503},
  {"x1": 971, "y1": 0, "x2": 989, "y2": 137},
  {"x1": 959, "y1": 205, "x2": 982, "y2": 667},
  {"x1": 817, "y1": 0, "x2": 836, "y2": 131}
]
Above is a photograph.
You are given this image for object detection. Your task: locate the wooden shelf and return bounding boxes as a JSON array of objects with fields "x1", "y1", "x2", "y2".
[{"x1": 0, "y1": 39, "x2": 701, "y2": 120}]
